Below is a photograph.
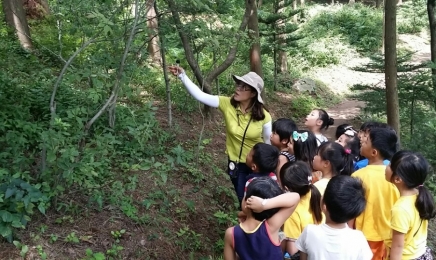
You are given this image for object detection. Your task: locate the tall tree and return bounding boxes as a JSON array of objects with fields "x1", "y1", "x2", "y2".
[
  {"x1": 259, "y1": 0, "x2": 300, "y2": 90},
  {"x1": 428, "y1": 0, "x2": 436, "y2": 100},
  {"x1": 376, "y1": 0, "x2": 383, "y2": 8},
  {"x1": 2, "y1": 0, "x2": 33, "y2": 49},
  {"x1": 146, "y1": 0, "x2": 161, "y2": 64},
  {"x1": 155, "y1": 1, "x2": 172, "y2": 126},
  {"x1": 276, "y1": 0, "x2": 288, "y2": 74},
  {"x1": 385, "y1": 0, "x2": 401, "y2": 140},
  {"x1": 248, "y1": 0, "x2": 263, "y2": 77},
  {"x1": 165, "y1": 0, "x2": 251, "y2": 113}
]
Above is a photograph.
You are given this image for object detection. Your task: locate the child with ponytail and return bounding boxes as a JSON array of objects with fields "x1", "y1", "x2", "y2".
[
  {"x1": 335, "y1": 127, "x2": 361, "y2": 164},
  {"x1": 385, "y1": 151, "x2": 436, "y2": 260},
  {"x1": 289, "y1": 130, "x2": 322, "y2": 183},
  {"x1": 312, "y1": 142, "x2": 355, "y2": 196},
  {"x1": 280, "y1": 161, "x2": 323, "y2": 258},
  {"x1": 304, "y1": 109, "x2": 334, "y2": 146}
]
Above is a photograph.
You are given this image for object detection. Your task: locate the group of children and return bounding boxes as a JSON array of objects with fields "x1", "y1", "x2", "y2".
[{"x1": 224, "y1": 109, "x2": 436, "y2": 260}]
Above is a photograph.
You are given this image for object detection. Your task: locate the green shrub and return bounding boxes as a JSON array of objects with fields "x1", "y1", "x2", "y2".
[
  {"x1": 398, "y1": 0, "x2": 428, "y2": 34},
  {"x1": 0, "y1": 13, "x2": 164, "y2": 241},
  {"x1": 305, "y1": 4, "x2": 383, "y2": 54}
]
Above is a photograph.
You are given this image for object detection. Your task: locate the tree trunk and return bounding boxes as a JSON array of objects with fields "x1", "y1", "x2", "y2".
[
  {"x1": 397, "y1": 0, "x2": 402, "y2": 5},
  {"x1": 273, "y1": 36, "x2": 277, "y2": 91},
  {"x1": 349, "y1": 0, "x2": 355, "y2": 5},
  {"x1": 155, "y1": 1, "x2": 172, "y2": 126},
  {"x1": 385, "y1": 0, "x2": 401, "y2": 141},
  {"x1": 248, "y1": 0, "x2": 263, "y2": 78},
  {"x1": 146, "y1": 0, "x2": 161, "y2": 64},
  {"x1": 277, "y1": 50, "x2": 287, "y2": 73},
  {"x1": 381, "y1": 0, "x2": 385, "y2": 52},
  {"x1": 276, "y1": 0, "x2": 287, "y2": 74},
  {"x1": 292, "y1": 0, "x2": 298, "y2": 23},
  {"x1": 428, "y1": 0, "x2": 436, "y2": 108},
  {"x1": 376, "y1": 0, "x2": 383, "y2": 8},
  {"x1": 3, "y1": 0, "x2": 33, "y2": 49}
]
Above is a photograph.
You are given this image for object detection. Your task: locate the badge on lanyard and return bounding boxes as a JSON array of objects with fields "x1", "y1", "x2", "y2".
[{"x1": 229, "y1": 161, "x2": 236, "y2": 170}]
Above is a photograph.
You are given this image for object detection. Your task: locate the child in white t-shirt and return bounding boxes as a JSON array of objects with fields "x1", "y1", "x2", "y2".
[{"x1": 295, "y1": 175, "x2": 372, "y2": 260}]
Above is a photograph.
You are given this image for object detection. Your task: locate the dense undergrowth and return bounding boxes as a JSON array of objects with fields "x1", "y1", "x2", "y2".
[{"x1": 0, "y1": 0, "x2": 432, "y2": 258}]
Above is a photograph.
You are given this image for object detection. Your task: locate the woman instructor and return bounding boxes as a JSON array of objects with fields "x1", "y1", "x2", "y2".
[{"x1": 168, "y1": 66, "x2": 272, "y2": 204}]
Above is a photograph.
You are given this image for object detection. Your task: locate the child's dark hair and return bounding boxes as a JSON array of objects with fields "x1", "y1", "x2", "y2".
[
  {"x1": 245, "y1": 177, "x2": 284, "y2": 221},
  {"x1": 280, "y1": 161, "x2": 322, "y2": 223},
  {"x1": 390, "y1": 151, "x2": 436, "y2": 220},
  {"x1": 335, "y1": 124, "x2": 353, "y2": 139},
  {"x1": 360, "y1": 121, "x2": 397, "y2": 133},
  {"x1": 359, "y1": 121, "x2": 381, "y2": 132},
  {"x1": 323, "y1": 175, "x2": 366, "y2": 223},
  {"x1": 317, "y1": 142, "x2": 355, "y2": 176},
  {"x1": 272, "y1": 118, "x2": 298, "y2": 144},
  {"x1": 378, "y1": 122, "x2": 397, "y2": 134},
  {"x1": 368, "y1": 128, "x2": 398, "y2": 160},
  {"x1": 293, "y1": 131, "x2": 318, "y2": 170},
  {"x1": 252, "y1": 143, "x2": 280, "y2": 173},
  {"x1": 316, "y1": 109, "x2": 334, "y2": 130},
  {"x1": 344, "y1": 136, "x2": 361, "y2": 162}
]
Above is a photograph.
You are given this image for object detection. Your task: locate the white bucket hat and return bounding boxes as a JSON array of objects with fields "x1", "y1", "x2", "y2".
[{"x1": 232, "y1": 72, "x2": 264, "y2": 104}]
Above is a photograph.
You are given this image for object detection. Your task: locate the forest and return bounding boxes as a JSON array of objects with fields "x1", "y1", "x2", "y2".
[{"x1": 1, "y1": 0, "x2": 436, "y2": 259}]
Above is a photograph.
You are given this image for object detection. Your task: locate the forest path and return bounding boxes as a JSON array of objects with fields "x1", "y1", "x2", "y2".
[
  {"x1": 315, "y1": 32, "x2": 431, "y2": 140},
  {"x1": 324, "y1": 99, "x2": 365, "y2": 140}
]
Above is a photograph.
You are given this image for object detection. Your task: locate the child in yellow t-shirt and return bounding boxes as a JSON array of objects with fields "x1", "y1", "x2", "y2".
[
  {"x1": 384, "y1": 151, "x2": 435, "y2": 260},
  {"x1": 279, "y1": 161, "x2": 323, "y2": 258},
  {"x1": 351, "y1": 128, "x2": 399, "y2": 260}
]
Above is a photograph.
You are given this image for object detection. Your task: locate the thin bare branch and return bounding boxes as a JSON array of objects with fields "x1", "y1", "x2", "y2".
[{"x1": 84, "y1": 0, "x2": 146, "y2": 131}]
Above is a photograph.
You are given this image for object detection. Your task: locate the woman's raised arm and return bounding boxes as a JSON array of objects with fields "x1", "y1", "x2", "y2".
[{"x1": 168, "y1": 66, "x2": 219, "y2": 108}]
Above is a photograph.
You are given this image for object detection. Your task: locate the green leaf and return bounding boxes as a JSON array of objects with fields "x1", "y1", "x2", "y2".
[
  {"x1": 153, "y1": 162, "x2": 162, "y2": 168},
  {"x1": 140, "y1": 165, "x2": 151, "y2": 171},
  {"x1": 0, "y1": 210, "x2": 13, "y2": 222},
  {"x1": 160, "y1": 173, "x2": 167, "y2": 184},
  {"x1": 38, "y1": 203, "x2": 46, "y2": 215},
  {"x1": 23, "y1": 196, "x2": 30, "y2": 208},
  {"x1": 86, "y1": 248, "x2": 93, "y2": 256},
  {"x1": 11, "y1": 220, "x2": 24, "y2": 228},
  {"x1": 0, "y1": 224, "x2": 12, "y2": 238},
  {"x1": 20, "y1": 245, "x2": 28, "y2": 257},
  {"x1": 94, "y1": 252, "x2": 105, "y2": 260},
  {"x1": 20, "y1": 182, "x2": 31, "y2": 190},
  {"x1": 103, "y1": 25, "x2": 111, "y2": 35},
  {"x1": 15, "y1": 190, "x2": 24, "y2": 201},
  {"x1": 5, "y1": 187, "x2": 16, "y2": 199}
]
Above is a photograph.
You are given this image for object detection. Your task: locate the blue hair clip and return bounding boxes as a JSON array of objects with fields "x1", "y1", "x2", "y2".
[{"x1": 292, "y1": 131, "x2": 308, "y2": 142}]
